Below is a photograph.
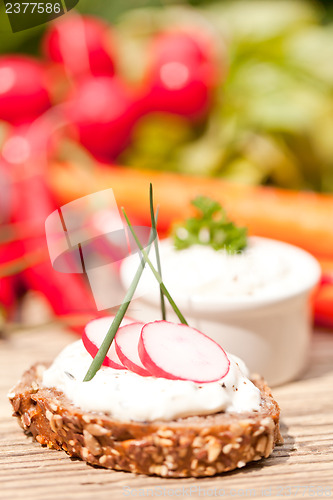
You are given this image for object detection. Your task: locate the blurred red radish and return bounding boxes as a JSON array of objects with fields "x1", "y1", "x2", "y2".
[
  {"x1": 43, "y1": 15, "x2": 115, "y2": 79},
  {"x1": 66, "y1": 76, "x2": 139, "y2": 161},
  {"x1": 1, "y1": 114, "x2": 64, "y2": 179},
  {"x1": 0, "y1": 56, "x2": 51, "y2": 125},
  {"x1": 0, "y1": 242, "x2": 23, "y2": 320},
  {"x1": 10, "y1": 165, "x2": 100, "y2": 330},
  {"x1": 314, "y1": 284, "x2": 333, "y2": 328},
  {"x1": 142, "y1": 29, "x2": 218, "y2": 120},
  {"x1": 317, "y1": 258, "x2": 333, "y2": 286},
  {"x1": 0, "y1": 157, "x2": 22, "y2": 320},
  {"x1": 139, "y1": 321, "x2": 230, "y2": 382},
  {"x1": 83, "y1": 316, "x2": 135, "y2": 369},
  {"x1": 0, "y1": 276, "x2": 16, "y2": 317},
  {"x1": 0, "y1": 158, "x2": 13, "y2": 224},
  {"x1": 115, "y1": 322, "x2": 151, "y2": 376}
]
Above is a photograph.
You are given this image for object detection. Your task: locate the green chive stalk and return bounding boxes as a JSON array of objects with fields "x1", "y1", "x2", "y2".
[
  {"x1": 122, "y1": 208, "x2": 188, "y2": 326},
  {"x1": 149, "y1": 183, "x2": 166, "y2": 321}
]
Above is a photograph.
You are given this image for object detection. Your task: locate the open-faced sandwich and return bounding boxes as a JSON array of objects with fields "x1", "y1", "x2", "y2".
[
  {"x1": 9, "y1": 316, "x2": 282, "y2": 477},
  {"x1": 8, "y1": 188, "x2": 282, "y2": 477}
]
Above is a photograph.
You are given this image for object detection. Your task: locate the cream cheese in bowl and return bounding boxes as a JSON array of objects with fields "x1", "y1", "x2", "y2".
[{"x1": 120, "y1": 237, "x2": 321, "y2": 386}]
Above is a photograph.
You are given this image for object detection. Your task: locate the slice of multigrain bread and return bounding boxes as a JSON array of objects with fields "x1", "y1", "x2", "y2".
[{"x1": 8, "y1": 363, "x2": 283, "y2": 477}]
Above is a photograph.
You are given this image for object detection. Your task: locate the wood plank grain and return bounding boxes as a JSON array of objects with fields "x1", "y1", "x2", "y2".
[{"x1": 1, "y1": 327, "x2": 332, "y2": 500}]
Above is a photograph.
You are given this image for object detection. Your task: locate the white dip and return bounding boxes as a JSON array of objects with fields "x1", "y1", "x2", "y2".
[
  {"x1": 42, "y1": 340, "x2": 261, "y2": 422},
  {"x1": 120, "y1": 236, "x2": 317, "y2": 306}
]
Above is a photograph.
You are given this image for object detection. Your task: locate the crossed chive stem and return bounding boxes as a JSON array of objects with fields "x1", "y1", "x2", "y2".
[
  {"x1": 83, "y1": 186, "x2": 187, "y2": 382},
  {"x1": 150, "y1": 183, "x2": 166, "y2": 321},
  {"x1": 122, "y1": 207, "x2": 188, "y2": 326}
]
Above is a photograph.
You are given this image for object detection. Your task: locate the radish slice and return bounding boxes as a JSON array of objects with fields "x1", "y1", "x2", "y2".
[
  {"x1": 139, "y1": 321, "x2": 230, "y2": 383},
  {"x1": 115, "y1": 323, "x2": 151, "y2": 377},
  {"x1": 83, "y1": 316, "x2": 135, "y2": 369}
]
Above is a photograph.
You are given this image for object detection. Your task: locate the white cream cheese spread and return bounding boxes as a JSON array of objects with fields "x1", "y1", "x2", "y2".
[
  {"x1": 120, "y1": 236, "x2": 318, "y2": 306},
  {"x1": 42, "y1": 340, "x2": 261, "y2": 422}
]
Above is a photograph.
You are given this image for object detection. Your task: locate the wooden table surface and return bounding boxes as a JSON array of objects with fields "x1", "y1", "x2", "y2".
[{"x1": 1, "y1": 325, "x2": 332, "y2": 500}]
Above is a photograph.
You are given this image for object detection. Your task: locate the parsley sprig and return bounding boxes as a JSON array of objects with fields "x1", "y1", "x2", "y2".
[{"x1": 172, "y1": 196, "x2": 247, "y2": 253}]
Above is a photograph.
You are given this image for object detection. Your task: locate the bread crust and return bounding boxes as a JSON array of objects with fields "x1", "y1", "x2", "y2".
[{"x1": 9, "y1": 363, "x2": 283, "y2": 477}]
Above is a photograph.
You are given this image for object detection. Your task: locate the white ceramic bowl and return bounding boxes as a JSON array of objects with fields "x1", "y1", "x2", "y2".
[{"x1": 120, "y1": 237, "x2": 321, "y2": 386}]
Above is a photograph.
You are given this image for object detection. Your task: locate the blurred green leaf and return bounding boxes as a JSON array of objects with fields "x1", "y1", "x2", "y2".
[
  {"x1": 120, "y1": 113, "x2": 194, "y2": 171},
  {"x1": 0, "y1": 2, "x2": 45, "y2": 54},
  {"x1": 204, "y1": 0, "x2": 320, "y2": 42}
]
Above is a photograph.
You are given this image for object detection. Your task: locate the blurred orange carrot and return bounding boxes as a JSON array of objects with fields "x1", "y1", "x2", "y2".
[{"x1": 49, "y1": 162, "x2": 333, "y2": 259}]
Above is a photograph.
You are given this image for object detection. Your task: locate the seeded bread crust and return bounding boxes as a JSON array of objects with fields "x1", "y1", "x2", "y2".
[{"x1": 9, "y1": 363, "x2": 283, "y2": 477}]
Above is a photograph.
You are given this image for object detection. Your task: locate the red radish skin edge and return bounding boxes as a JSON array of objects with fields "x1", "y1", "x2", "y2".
[
  {"x1": 82, "y1": 316, "x2": 136, "y2": 369},
  {"x1": 82, "y1": 329, "x2": 125, "y2": 370},
  {"x1": 138, "y1": 321, "x2": 230, "y2": 383},
  {"x1": 83, "y1": 318, "x2": 231, "y2": 382},
  {"x1": 115, "y1": 322, "x2": 152, "y2": 377}
]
